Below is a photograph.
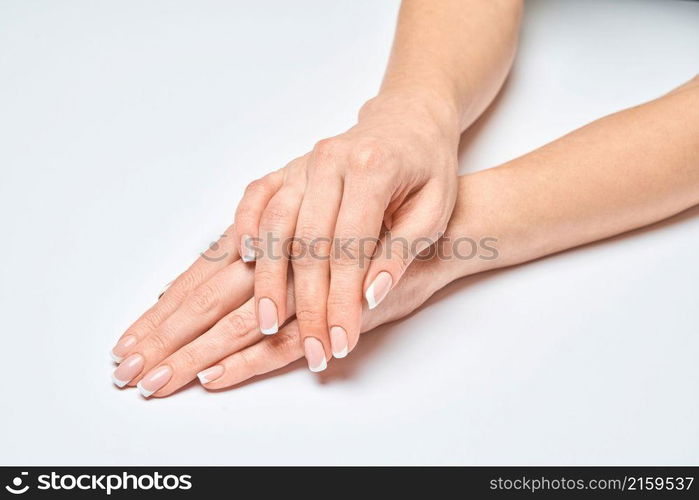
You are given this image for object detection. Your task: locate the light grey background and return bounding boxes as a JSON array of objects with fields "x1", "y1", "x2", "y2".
[{"x1": 1, "y1": 0, "x2": 698, "y2": 465}]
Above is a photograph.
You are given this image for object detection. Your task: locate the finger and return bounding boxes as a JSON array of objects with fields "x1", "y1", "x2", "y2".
[
  {"x1": 137, "y1": 299, "x2": 258, "y2": 397},
  {"x1": 255, "y1": 184, "x2": 304, "y2": 335},
  {"x1": 137, "y1": 275, "x2": 297, "y2": 397},
  {"x1": 326, "y1": 177, "x2": 388, "y2": 357},
  {"x1": 111, "y1": 260, "x2": 254, "y2": 388},
  {"x1": 199, "y1": 321, "x2": 304, "y2": 390},
  {"x1": 111, "y1": 224, "x2": 239, "y2": 362},
  {"x1": 292, "y1": 143, "x2": 344, "y2": 372},
  {"x1": 200, "y1": 237, "x2": 449, "y2": 392},
  {"x1": 363, "y1": 181, "x2": 453, "y2": 310},
  {"x1": 234, "y1": 170, "x2": 284, "y2": 262}
]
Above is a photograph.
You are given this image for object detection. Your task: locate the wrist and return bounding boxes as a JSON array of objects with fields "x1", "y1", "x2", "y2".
[
  {"x1": 359, "y1": 89, "x2": 461, "y2": 140},
  {"x1": 431, "y1": 174, "x2": 508, "y2": 285}
]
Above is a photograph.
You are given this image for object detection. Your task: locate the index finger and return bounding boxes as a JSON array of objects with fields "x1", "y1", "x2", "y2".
[{"x1": 111, "y1": 224, "x2": 239, "y2": 361}]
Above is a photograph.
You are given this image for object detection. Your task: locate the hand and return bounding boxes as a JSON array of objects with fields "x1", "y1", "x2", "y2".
[
  {"x1": 110, "y1": 211, "x2": 477, "y2": 397},
  {"x1": 112, "y1": 77, "x2": 699, "y2": 397},
  {"x1": 234, "y1": 91, "x2": 460, "y2": 371}
]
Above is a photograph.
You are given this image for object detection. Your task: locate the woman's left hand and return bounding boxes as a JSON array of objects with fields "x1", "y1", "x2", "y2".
[{"x1": 110, "y1": 211, "x2": 474, "y2": 397}]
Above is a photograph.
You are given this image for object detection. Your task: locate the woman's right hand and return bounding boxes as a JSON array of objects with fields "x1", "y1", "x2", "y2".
[
  {"x1": 110, "y1": 196, "x2": 481, "y2": 397},
  {"x1": 234, "y1": 91, "x2": 461, "y2": 372}
]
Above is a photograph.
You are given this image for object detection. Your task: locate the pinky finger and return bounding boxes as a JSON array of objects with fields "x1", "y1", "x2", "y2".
[{"x1": 198, "y1": 321, "x2": 303, "y2": 389}]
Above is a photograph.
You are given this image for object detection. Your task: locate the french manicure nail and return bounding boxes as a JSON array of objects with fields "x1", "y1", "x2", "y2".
[
  {"x1": 197, "y1": 365, "x2": 225, "y2": 384},
  {"x1": 330, "y1": 326, "x2": 348, "y2": 359},
  {"x1": 241, "y1": 235, "x2": 256, "y2": 262},
  {"x1": 304, "y1": 337, "x2": 327, "y2": 372},
  {"x1": 258, "y1": 297, "x2": 278, "y2": 335},
  {"x1": 365, "y1": 271, "x2": 393, "y2": 310},
  {"x1": 111, "y1": 353, "x2": 144, "y2": 387},
  {"x1": 157, "y1": 280, "x2": 173, "y2": 300},
  {"x1": 111, "y1": 335, "x2": 137, "y2": 363},
  {"x1": 137, "y1": 365, "x2": 172, "y2": 398}
]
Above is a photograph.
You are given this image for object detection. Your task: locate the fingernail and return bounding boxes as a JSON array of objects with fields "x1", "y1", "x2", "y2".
[
  {"x1": 241, "y1": 234, "x2": 256, "y2": 262},
  {"x1": 157, "y1": 280, "x2": 173, "y2": 300},
  {"x1": 384, "y1": 213, "x2": 394, "y2": 230},
  {"x1": 258, "y1": 297, "x2": 278, "y2": 335},
  {"x1": 330, "y1": 326, "x2": 348, "y2": 359},
  {"x1": 111, "y1": 353, "x2": 144, "y2": 387},
  {"x1": 137, "y1": 365, "x2": 172, "y2": 398},
  {"x1": 304, "y1": 337, "x2": 327, "y2": 372},
  {"x1": 365, "y1": 271, "x2": 393, "y2": 310},
  {"x1": 197, "y1": 365, "x2": 224, "y2": 384},
  {"x1": 111, "y1": 335, "x2": 137, "y2": 363}
]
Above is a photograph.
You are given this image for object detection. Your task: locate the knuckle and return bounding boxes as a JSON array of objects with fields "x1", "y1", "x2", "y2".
[
  {"x1": 244, "y1": 179, "x2": 269, "y2": 196},
  {"x1": 187, "y1": 283, "x2": 220, "y2": 314},
  {"x1": 295, "y1": 222, "x2": 322, "y2": 242},
  {"x1": 236, "y1": 349, "x2": 257, "y2": 375},
  {"x1": 223, "y1": 223, "x2": 236, "y2": 236},
  {"x1": 326, "y1": 292, "x2": 356, "y2": 310},
  {"x1": 331, "y1": 235, "x2": 363, "y2": 268},
  {"x1": 348, "y1": 139, "x2": 393, "y2": 171},
  {"x1": 223, "y1": 314, "x2": 248, "y2": 338},
  {"x1": 312, "y1": 137, "x2": 344, "y2": 162},
  {"x1": 145, "y1": 332, "x2": 169, "y2": 357},
  {"x1": 160, "y1": 283, "x2": 188, "y2": 304},
  {"x1": 260, "y1": 203, "x2": 293, "y2": 230},
  {"x1": 291, "y1": 224, "x2": 331, "y2": 263},
  {"x1": 222, "y1": 309, "x2": 256, "y2": 339},
  {"x1": 336, "y1": 218, "x2": 364, "y2": 237},
  {"x1": 255, "y1": 266, "x2": 279, "y2": 285},
  {"x1": 311, "y1": 238, "x2": 332, "y2": 259},
  {"x1": 292, "y1": 246, "x2": 330, "y2": 267},
  {"x1": 234, "y1": 205, "x2": 259, "y2": 225},
  {"x1": 294, "y1": 306, "x2": 325, "y2": 325},
  {"x1": 137, "y1": 311, "x2": 162, "y2": 334},
  {"x1": 176, "y1": 268, "x2": 203, "y2": 295},
  {"x1": 289, "y1": 239, "x2": 309, "y2": 263},
  {"x1": 176, "y1": 345, "x2": 202, "y2": 369}
]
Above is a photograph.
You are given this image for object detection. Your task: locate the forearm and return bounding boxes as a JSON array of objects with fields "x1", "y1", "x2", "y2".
[
  {"x1": 443, "y1": 77, "x2": 699, "y2": 281},
  {"x1": 370, "y1": 0, "x2": 523, "y2": 131}
]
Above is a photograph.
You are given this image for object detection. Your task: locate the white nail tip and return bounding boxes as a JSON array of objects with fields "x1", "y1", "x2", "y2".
[
  {"x1": 110, "y1": 351, "x2": 124, "y2": 363},
  {"x1": 241, "y1": 236, "x2": 256, "y2": 262},
  {"x1": 196, "y1": 372, "x2": 210, "y2": 384},
  {"x1": 365, "y1": 283, "x2": 378, "y2": 310},
  {"x1": 260, "y1": 322, "x2": 278, "y2": 335},
  {"x1": 309, "y1": 358, "x2": 327, "y2": 373},
  {"x1": 136, "y1": 382, "x2": 154, "y2": 398},
  {"x1": 111, "y1": 374, "x2": 129, "y2": 388},
  {"x1": 333, "y1": 347, "x2": 348, "y2": 359}
]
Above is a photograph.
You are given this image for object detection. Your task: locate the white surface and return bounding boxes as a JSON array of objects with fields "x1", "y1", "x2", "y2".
[{"x1": 1, "y1": 0, "x2": 698, "y2": 465}]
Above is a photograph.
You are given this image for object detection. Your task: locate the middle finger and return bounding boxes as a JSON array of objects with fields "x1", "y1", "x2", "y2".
[
  {"x1": 111, "y1": 259, "x2": 254, "y2": 388},
  {"x1": 291, "y1": 153, "x2": 344, "y2": 372}
]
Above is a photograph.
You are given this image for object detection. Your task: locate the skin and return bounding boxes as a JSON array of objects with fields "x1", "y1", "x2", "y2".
[
  {"x1": 233, "y1": 0, "x2": 524, "y2": 369},
  {"x1": 111, "y1": 76, "x2": 699, "y2": 396}
]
